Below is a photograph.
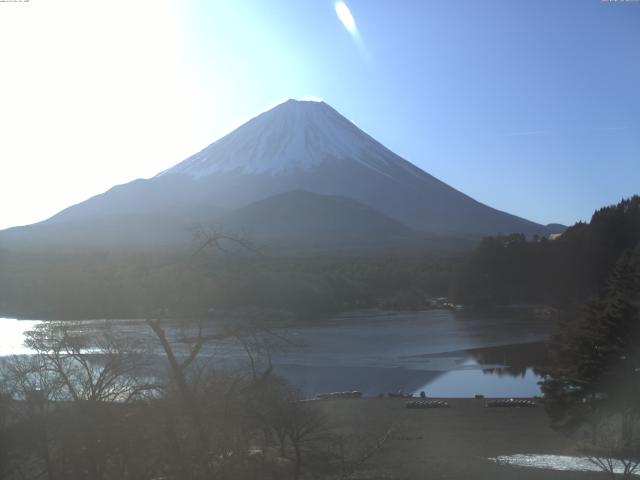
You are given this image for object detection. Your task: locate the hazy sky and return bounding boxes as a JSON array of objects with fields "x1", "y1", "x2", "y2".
[{"x1": 0, "y1": 0, "x2": 638, "y2": 229}]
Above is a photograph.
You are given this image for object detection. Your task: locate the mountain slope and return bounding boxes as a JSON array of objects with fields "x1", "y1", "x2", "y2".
[
  {"x1": 0, "y1": 213, "x2": 202, "y2": 250},
  {"x1": 222, "y1": 190, "x2": 417, "y2": 237},
  {"x1": 0, "y1": 99, "x2": 563, "y2": 252},
  {"x1": 218, "y1": 190, "x2": 430, "y2": 253},
  {"x1": 157, "y1": 99, "x2": 555, "y2": 236}
]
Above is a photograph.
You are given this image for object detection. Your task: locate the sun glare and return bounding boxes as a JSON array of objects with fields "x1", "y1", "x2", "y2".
[{"x1": 335, "y1": 1, "x2": 357, "y2": 35}]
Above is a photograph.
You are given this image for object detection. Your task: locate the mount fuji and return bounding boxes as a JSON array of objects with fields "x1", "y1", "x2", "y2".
[{"x1": 0, "y1": 99, "x2": 562, "y2": 252}]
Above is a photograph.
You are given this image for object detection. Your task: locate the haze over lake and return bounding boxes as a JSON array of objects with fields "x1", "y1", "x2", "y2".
[{"x1": 0, "y1": 308, "x2": 550, "y2": 397}]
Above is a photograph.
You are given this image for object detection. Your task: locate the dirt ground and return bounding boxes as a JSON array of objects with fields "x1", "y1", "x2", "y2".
[{"x1": 316, "y1": 397, "x2": 607, "y2": 480}]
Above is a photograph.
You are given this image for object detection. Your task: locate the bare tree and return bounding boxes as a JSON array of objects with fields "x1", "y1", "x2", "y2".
[
  {"x1": 589, "y1": 455, "x2": 640, "y2": 480},
  {"x1": 586, "y1": 418, "x2": 640, "y2": 480},
  {"x1": 0, "y1": 321, "x2": 160, "y2": 480},
  {"x1": 333, "y1": 424, "x2": 395, "y2": 480},
  {"x1": 24, "y1": 321, "x2": 157, "y2": 403},
  {"x1": 280, "y1": 391, "x2": 327, "y2": 480},
  {"x1": 0, "y1": 366, "x2": 14, "y2": 480}
]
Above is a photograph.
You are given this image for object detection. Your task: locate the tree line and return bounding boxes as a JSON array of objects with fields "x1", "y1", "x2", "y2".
[
  {"x1": 452, "y1": 196, "x2": 640, "y2": 307},
  {"x1": 0, "y1": 249, "x2": 456, "y2": 321}
]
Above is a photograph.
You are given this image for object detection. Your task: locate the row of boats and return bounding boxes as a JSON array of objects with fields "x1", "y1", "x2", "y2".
[
  {"x1": 313, "y1": 392, "x2": 537, "y2": 408},
  {"x1": 315, "y1": 391, "x2": 363, "y2": 399},
  {"x1": 486, "y1": 398, "x2": 537, "y2": 408},
  {"x1": 406, "y1": 398, "x2": 537, "y2": 409},
  {"x1": 405, "y1": 400, "x2": 450, "y2": 409}
]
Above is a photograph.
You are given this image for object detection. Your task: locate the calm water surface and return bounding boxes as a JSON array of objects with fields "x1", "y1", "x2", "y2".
[{"x1": 0, "y1": 308, "x2": 551, "y2": 397}]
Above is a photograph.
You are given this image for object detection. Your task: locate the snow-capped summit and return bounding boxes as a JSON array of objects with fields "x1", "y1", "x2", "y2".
[
  {"x1": 150, "y1": 98, "x2": 553, "y2": 236},
  {"x1": 161, "y1": 99, "x2": 420, "y2": 179}
]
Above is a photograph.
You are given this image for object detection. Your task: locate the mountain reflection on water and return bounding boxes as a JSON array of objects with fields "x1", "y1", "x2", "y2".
[
  {"x1": 468, "y1": 341, "x2": 548, "y2": 378},
  {"x1": 270, "y1": 310, "x2": 551, "y2": 397},
  {"x1": 279, "y1": 341, "x2": 548, "y2": 398},
  {"x1": 407, "y1": 342, "x2": 548, "y2": 398}
]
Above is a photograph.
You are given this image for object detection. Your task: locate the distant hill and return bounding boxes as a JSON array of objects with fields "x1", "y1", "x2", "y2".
[{"x1": 217, "y1": 190, "x2": 426, "y2": 254}]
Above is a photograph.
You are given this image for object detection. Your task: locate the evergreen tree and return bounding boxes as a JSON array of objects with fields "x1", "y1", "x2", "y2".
[{"x1": 541, "y1": 245, "x2": 640, "y2": 444}]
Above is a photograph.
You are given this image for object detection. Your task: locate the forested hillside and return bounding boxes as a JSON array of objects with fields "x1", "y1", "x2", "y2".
[
  {"x1": 0, "y1": 251, "x2": 455, "y2": 320},
  {"x1": 453, "y1": 196, "x2": 640, "y2": 306}
]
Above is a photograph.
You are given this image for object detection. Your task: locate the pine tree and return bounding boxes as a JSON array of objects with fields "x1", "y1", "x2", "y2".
[{"x1": 541, "y1": 245, "x2": 640, "y2": 445}]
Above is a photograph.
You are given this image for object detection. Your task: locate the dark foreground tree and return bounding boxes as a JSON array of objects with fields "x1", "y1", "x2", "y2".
[{"x1": 541, "y1": 244, "x2": 640, "y2": 469}]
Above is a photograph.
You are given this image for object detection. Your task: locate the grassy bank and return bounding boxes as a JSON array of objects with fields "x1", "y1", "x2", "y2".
[{"x1": 316, "y1": 397, "x2": 603, "y2": 480}]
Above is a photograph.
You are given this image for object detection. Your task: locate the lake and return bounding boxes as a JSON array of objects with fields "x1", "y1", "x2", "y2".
[{"x1": 0, "y1": 308, "x2": 551, "y2": 397}]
